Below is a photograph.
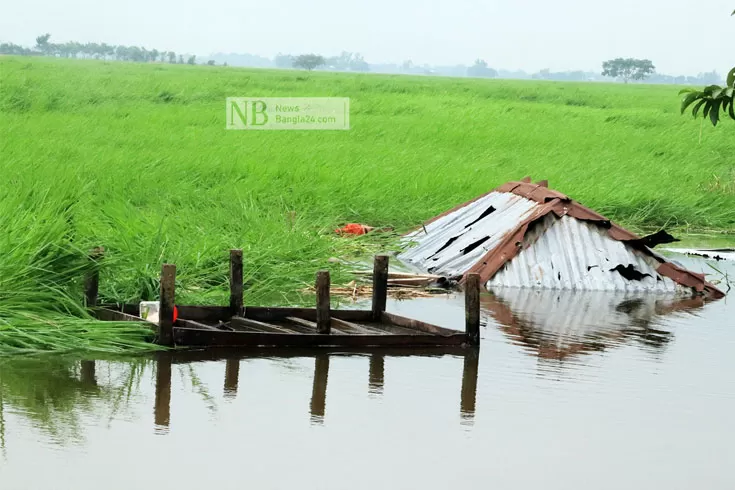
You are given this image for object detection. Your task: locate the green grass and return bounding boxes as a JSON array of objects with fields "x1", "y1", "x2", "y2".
[{"x1": 0, "y1": 56, "x2": 733, "y2": 354}]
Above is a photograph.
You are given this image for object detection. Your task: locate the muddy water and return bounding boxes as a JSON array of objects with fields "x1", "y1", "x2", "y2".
[{"x1": 0, "y1": 254, "x2": 733, "y2": 490}]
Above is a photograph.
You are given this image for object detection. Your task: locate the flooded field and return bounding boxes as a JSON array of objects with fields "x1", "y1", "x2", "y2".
[{"x1": 0, "y1": 253, "x2": 733, "y2": 490}]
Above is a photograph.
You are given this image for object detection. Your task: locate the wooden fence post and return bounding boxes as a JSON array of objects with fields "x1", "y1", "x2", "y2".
[
  {"x1": 316, "y1": 270, "x2": 331, "y2": 334},
  {"x1": 371, "y1": 255, "x2": 389, "y2": 321},
  {"x1": 229, "y1": 249, "x2": 244, "y2": 316},
  {"x1": 84, "y1": 246, "x2": 104, "y2": 308},
  {"x1": 158, "y1": 264, "x2": 176, "y2": 347},
  {"x1": 465, "y1": 273, "x2": 481, "y2": 346}
]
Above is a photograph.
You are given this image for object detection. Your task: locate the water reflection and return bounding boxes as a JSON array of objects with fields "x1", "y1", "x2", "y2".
[
  {"x1": 310, "y1": 355, "x2": 330, "y2": 424},
  {"x1": 368, "y1": 355, "x2": 384, "y2": 396},
  {"x1": 152, "y1": 349, "x2": 481, "y2": 428},
  {"x1": 0, "y1": 348, "x2": 481, "y2": 453},
  {"x1": 483, "y1": 288, "x2": 708, "y2": 362},
  {"x1": 154, "y1": 354, "x2": 172, "y2": 434}
]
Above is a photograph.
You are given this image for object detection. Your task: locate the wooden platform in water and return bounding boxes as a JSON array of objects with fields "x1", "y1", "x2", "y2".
[
  {"x1": 94, "y1": 304, "x2": 471, "y2": 348},
  {"x1": 88, "y1": 250, "x2": 481, "y2": 350}
]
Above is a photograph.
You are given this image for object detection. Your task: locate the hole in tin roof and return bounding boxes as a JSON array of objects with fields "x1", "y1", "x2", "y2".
[
  {"x1": 464, "y1": 206, "x2": 496, "y2": 228},
  {"x1": 460, "y1": 236, "x2": 490, "y2": 255}
]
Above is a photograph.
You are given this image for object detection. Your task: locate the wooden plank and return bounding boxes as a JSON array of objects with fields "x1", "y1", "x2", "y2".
[
  {"x1": 231, "y1": 316, "x2": 303, "y2": 334},
  {"x1": 331, "y1": 318, "x2": 388, "y2": 335},
  {"x1": 173, "y1": 328, "x2": 468, "y2": 347},
  {"x1": 158, "y1": 264, "x2": 176, "y2": 347},
  {"x1": 316, "y1": 270, "x2": 331, "y2": 334},
  {"x1": 381, "y1": 312, "x2": 461, "y2": 336},
  {"x1": 465, "y1": 273, "x2": 481, "y2": 346},
  {"x1": 229, "y1": 249, "x2": 244, "y2": 316},
  {"x1": 371, "y1": 255, "x2": 389, "y2": 321},
  {"x1": 286, "y1": 316, "x2": 317, "y2": 329},
  {"x1": 176, "y1": 318, "x2": 221, "y2": 331},
  {"x1": 284, "y1": 316, "x2": 335, "y2": 334},
  {"x1": 245, "y1": 306, "x2": 371, "y2": 323}
]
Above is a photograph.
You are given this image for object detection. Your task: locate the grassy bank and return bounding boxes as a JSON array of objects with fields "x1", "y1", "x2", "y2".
[{"x1": 1, "y1": 56, "x2": 733, "y2": 354}]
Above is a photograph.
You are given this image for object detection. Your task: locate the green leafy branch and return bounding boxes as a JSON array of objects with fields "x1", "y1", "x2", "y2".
[{"x1": 679, "y1": 11, "x2": 735, "y2": 126}]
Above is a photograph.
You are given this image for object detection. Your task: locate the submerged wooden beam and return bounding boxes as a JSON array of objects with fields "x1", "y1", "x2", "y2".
[
  {"x1": 229, "y1": 249, "x2": 244, "y2": 316},
  {"x1": 316, "y1": 270, "x2": 331, "y2": 334},
  {"x1": 173, "y1": 328, "x2": 468, "y2": 347},
  {"x1": 371, "y1": 255, "x2": 389, "y2": 321},
  {"x1": 158, "y1": 264, "x2": 176, "y2": 347}
]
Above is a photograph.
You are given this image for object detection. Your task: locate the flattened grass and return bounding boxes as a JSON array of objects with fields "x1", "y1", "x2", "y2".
[{"x1": 0, "y1": 56, "x2": 733, "y2": 354}]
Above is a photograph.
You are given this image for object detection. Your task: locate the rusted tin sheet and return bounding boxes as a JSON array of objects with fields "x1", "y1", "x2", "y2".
[{"x1": 400, "y1": 179, "x2": 724, "y2": 299}]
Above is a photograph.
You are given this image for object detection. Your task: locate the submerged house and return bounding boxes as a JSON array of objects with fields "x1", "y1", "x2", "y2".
[{"x1": 399, "y1": 178, "x2": 724, "y2": 299}]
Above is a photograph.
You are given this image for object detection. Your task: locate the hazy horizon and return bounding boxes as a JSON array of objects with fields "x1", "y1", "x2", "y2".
[{"x1": 2, "y1": 0, "x2": 733, "y2": 75}]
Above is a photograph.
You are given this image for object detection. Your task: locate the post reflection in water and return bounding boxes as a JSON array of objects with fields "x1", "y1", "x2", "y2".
[
  {"x1": 460, "y1": 350, "x2": 479, "y2": 425},
  {"x1": 309, "y1": 355, "x2": 330, "y2": 424},
  {"x1": 223, "y1": 359, "x2": 240, "y2": 398},
  {"x1": 80, "y1": 360, "x2": 97, "y2": 388},
  {"x1": 368, "y1": 354, "x2": 384, "y2": 395},
  {"x1": 147, "y1": 349, "x2": 482, "y2": 433},
  {"x1": 154, "y1": 353, "x2": 172, "y2": 434}
]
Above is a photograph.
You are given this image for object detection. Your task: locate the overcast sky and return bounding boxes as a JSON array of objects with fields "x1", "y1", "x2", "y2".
[{"x1": 1, "y1": 0, "x2": 733, "y2": 74}]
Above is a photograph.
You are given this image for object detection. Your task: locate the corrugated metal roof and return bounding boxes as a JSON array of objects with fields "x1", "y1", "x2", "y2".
[
  {"x1": 399, "y1": 191, "x2": 539, "y2": 277},
  {"x1": 398, "y1": 178, "x2": 724, "y2": 299},
  {"x1": 488, "y1": 215, "x2": 683, "y2": 293}
]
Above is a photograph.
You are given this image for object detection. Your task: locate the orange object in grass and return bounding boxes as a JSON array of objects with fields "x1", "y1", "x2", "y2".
[{"x1": 335, "y1": 223, "x2": 374, "y2": 235}]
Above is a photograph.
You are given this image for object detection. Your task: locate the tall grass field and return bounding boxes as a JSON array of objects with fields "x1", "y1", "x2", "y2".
[{"x1": 1, "y1": 56, "x2": 733, "y2": 354}]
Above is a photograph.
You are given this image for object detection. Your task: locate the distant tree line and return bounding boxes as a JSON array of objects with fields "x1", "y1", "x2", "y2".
[
  {"x1": 0, "y1": 34, "x2": 204, "y2": 66},
  {"x1": 1, "y1": 34, "x2": 726, "y2": 90}
]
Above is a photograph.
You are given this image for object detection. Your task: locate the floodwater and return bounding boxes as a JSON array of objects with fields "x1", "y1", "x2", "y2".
[{"x1": 0, "y1": 253, "x2": 733, "y2": 490}]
